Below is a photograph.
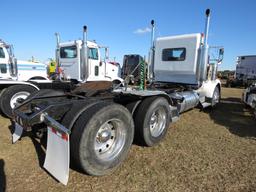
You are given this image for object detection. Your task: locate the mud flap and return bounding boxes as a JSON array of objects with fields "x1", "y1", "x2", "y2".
[
  {"x1": 43, "y1": 126, "x2": 70, "y2": 185},
  {"x1": 12, "y1": 123, "x2": 23, "y2": 143}
]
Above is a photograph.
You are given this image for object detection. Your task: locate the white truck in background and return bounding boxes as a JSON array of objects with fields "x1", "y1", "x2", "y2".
[
  {"x1": 239, "y1": 56, "x2": 256, "y2": 118},
  {"x1": 12, "y1": 9, "x2": 224, "y2": 185},
  {"x1": 235, "y1": 55, "x2": 256, "y2": 81},
  {"x1": 57, "y1": 35, "x2": 120, "y2": 82},
  {"x1": 227, "y1": 55, "x2": 256, "y2": 87},
  {"x1": 0, "y1": 40, "x2": 48, "y2": 81},
  {"x1": 0, "y1": 31, "x2": 121, "y2": 118},
  {"x1": 0, "y1": 39, "x2": 49, "y2": 117}
]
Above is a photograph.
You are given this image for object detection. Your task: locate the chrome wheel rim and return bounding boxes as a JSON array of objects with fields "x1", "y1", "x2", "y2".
[
  {"x1": 10, "y1": 91, "x2": 30, "y2": 108},
  {"x1": 149, "y1": 107, "x2": 167, "y2": 137},
  {"x1": 94, "y1": 119, "x2": 126, "y2": 161},
  {"x1": 212, "y1": 89, "x2": 220, "y2": 106}
]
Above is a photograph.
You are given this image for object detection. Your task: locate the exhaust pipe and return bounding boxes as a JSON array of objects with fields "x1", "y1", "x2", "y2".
[
  {"x1": 149, "y1": 19, "x2": 155, "y2": 81},
  {"x1": 204, "y1": 9, "x2": 210, "y2": 46},
  {"x1": 199, "y1": 9, "x2": 211, "y2": 84},
  {"x1": 151, "y1": 20, "x2": 155, "y2": 49},
  {"x1": 55, "y1": 33, "x2": 60, "y2": 75},
  {"x1": 81, "y1": 25, "x2": 88, "y2": 81}
]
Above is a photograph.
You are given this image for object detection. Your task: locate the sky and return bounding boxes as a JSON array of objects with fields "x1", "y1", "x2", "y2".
[{"x1": 1, "y1": 0, "x2": 256, "y2": 70}]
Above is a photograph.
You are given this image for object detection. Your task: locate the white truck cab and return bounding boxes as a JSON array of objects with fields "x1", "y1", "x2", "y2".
[
  {"x1": 0, "y1": 40, "x2": 48, "y2": 81},
  {"x1": 57, "y1": 39, "x2": 120, "y2": 82},
  {"x1": 0, "y1": 45, "x2": 11, "y2": 79},
  {"x1": 153, "y1": 33, "x2": 223, "y2": 104},
  {"x1": 154, "y1": 33, "x2": 202, "y2": 85}
]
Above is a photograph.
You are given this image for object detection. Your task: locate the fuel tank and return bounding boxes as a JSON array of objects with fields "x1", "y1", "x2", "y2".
[{"x1": 169, "y1": 91, "x2": 199, "y2": 113}]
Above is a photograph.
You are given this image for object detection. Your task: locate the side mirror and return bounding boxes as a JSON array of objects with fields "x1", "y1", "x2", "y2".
[
  {"x1": 218, "y1": 48, "x2": 224, "y2": 63},
  {"x1": 105, "y1": 47, "x2": 109, "y2": 60}
]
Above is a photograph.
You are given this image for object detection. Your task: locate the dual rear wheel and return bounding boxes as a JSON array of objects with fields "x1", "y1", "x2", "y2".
[
  {"x1": 66, "y1": 96, "x2": 170, "y2": 176},
  {"x1": 68, "y1": 102, "x2": 134, "y2": 175},
  {"x1": 134, "y1": 97, "x2": 170, "y2": 146}
]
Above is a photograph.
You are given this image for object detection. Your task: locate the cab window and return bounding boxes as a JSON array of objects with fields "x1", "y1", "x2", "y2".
[
  {"x1": 0, "y1": 64, "x2": 7, "y2": 73},
  {"x1": 162, "y1": 48, "x2": 186, "y2": 61},
  {"x1": 0, "y1": 48, "x2": 5, "y2": 58},
  {"x1": 89, "y1": 48, "x2": 99, "y2": 60},
  {"x1": 60, "y1": 46, "x2": 77, "y2": 58}
]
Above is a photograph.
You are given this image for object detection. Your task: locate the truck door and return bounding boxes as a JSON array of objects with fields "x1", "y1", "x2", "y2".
[
  {"x1": 88, "y1": 48, "x2": 102, "y2": 80},
  {"x1": 59, "y1": 44, "x2": 81, "y2": 81},
  {"x1": 0, "y1": 47, "x2": 10, "y2": 79}
]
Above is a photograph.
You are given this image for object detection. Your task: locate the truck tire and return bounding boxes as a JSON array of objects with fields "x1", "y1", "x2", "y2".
[
  {"x1": 211, "y1": 86, "x2": 220, "y2": 107},
  {"x1": 134, "y1": 97, "x2": 170, "y2": 147},
  {"x1": 0, "y1": 85, "x2": 37, "y2": 118},
  {"x1": 70, "y1": 102, "x2": 134, "y2": 176}
]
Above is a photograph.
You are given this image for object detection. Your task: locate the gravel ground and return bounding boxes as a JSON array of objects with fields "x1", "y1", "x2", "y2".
[{"x1": 0, "y1": 87, "x2": 256, "y2": 192}]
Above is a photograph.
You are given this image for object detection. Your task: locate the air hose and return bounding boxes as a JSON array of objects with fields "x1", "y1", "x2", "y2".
[{"x1": 139, "y1": 61, "x2": 145, "y2": 90}]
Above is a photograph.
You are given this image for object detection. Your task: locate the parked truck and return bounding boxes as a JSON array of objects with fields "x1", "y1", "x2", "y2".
[
  {"x1": 242, "y1": 83, "x2": 256, "y2": 118},
  {"x1": 0, "y1": 39, "x2": 50, "y2": 117},
  {"x1": 236, "y1": 55, "x2": 256, "y2": 80},
  {"x1": 0, "y1": 31, "x2": 121, "y2": 118},
  {"x1": 226, "y1": 55, "x2": 256, "y2": 87},
  {"x1": 12, "y1": 9, "x2": 223, "y2": 185},
  {"x1": 0, "y1": 39, "x2": 48, "y2": 81}
]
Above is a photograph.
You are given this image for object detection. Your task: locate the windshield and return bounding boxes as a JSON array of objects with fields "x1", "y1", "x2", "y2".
[
  {"x1": 60, "y1": 46, "x2": 77, "y2": 58},
  {"x1": 0, "y1": 48, "x2": 5, "y2": 58}
]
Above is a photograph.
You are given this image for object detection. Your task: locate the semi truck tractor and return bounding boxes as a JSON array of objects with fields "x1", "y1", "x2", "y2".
[
  {"x1": 236, "y1": 55, "x2": 256, "y2": 81},
  {"x1": 226, "y1": 55, "x2": 256, "y2": 87},
  {"x1": 12, "y1": 9, "x2": 223, "y2": 185},
  {"x1": 0, "y1": 30, "x2": 121, "y2": 118}
]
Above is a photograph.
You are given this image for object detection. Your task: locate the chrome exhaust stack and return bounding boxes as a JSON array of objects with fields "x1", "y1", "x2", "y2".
[
  {"x1": 81, "y1": 25, "x2": 88, "y2": 81},
  {"x1": 198, "y1": 9, "x2": 211, "y2": 84},
  {"x1": 55, "y1": 33, "x2": 60, "y2": 70},
  {"x1": 148, "y1": 20, "x2": 155, "y2": 81},
  {"x1": 150, "y1": 20, "x2": 155, "y2": 51},
  {"x1": 204, "y1": 9, "x2": 211, "y2": 47}
]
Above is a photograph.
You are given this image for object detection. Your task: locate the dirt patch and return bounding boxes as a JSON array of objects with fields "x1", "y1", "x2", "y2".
[{"x1": 0, "y1": 87, "x2": 256, "y2": 192}]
